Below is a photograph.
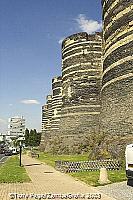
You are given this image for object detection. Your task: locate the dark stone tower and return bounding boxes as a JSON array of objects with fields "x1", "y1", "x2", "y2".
[
  {"x1": 101, "y1": 0, "x2": 133, "y2": 135},
  {"x1": 40, "y1": 95, "x2": 52, "y2": 149},
  {"x1": 59, "y1": 32, "x2": 102, "y2": 149},
  {"x1": 51, "y1": 76, "x2": 62, "y2": 133}
]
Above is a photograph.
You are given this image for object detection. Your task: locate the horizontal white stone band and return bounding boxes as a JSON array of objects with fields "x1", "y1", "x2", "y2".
[
  {"x1": 63, "y1": 69, "x2": 101, "y2": 78},
  {"x1": 52, "y1": 87, "x2": 61, "y2": 90},
  {"x1": 104, "y1": 34, "x2": 133, "y2": 59},
  {"x1": 62, "y1": 62, "x2": 101, "y2": 73},
  {"x1": 51, "y1": 118, "x2": 60, "y2": 121},
  {"x1": 63, "y1": 51, "x2": 102, "y2": 62},
  {"x1": 62, "y1": 40, "x2": 102, "y2": 53},
  {"x1": 51, "y1": 128, "x2": 59, "y2": 130},
  {"x1": 102, "y1": 73, "x2": 133, "y2": 91},
  {"x1": 61, "y1": 112, "x2": 100, "y2": 117},
  {"x1": 104, "y1": 0, "x2": 121, "y2": 19},
  {"x1": 104, "y1": 6, "x2": 133, "y2": 34},
  {"x1": 103, "y1": 55, "x2": 133, "y2": 77},
  {"x1": 63, "y1": 45, "x2": 101, "y2": 56},
  {"x1": 63, "y1": 76, "x2": 101, "y2": 84},
  {"x1": 105, "y1": 25, "x2": 133, "y2": 50},
  {"x1": 52, "y1": 95, "x2": 62, "y2": 99},
  {"x1": 63, "y1": 105, "x2": 100, "y2": 109}
]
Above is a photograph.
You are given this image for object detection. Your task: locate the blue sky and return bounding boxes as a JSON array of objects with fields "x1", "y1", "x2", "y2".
[{"x1": 0, "y1": 0, "x2": 102, "y2": 133}]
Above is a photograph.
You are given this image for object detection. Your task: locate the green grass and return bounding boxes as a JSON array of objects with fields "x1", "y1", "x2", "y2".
[
  {"x1": 0, "y1": 156, "x2": 31, "y2": 183},
  {"x1": 38, "y1": 152, "x2": 88, "y2": 167},
  {"x1": 37, "y1": 152, "x2": 127, "y2": 186},
  {"x1": 70, "y1": 170, "x2": 127, "y2": 187}
]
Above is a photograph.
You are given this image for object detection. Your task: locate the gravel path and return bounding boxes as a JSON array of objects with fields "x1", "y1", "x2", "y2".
[{"x1": 97, "y1": 181, "x2": 133, "y2": 200}]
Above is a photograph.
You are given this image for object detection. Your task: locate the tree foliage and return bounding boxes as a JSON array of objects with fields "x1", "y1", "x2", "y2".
[
  {"x1": 25, "y1": 128, "x2": 29, "y2": 146},
  {"x1": 24, "y1": 128, "x2": 41, "y2": 147}
]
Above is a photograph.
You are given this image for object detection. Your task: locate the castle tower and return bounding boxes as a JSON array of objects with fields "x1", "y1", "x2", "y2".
[
  {"x1": 60, "y1": 32, "x2": 102, "y2": 141},
  {"x1": 101, "y1": 0, "x2": 133, "y2": 135},
  {"x1": 45, "y1": 95, "x2": 52, "y2": 133},
  {"x1": 40, "y1": 95, "x2": 52, "y2": 148},
  {"x1": 51, "y1": 76, "x2": 62, "y2": 133},
  {"x1": 41, "y1": 104, "x2": 48, "y2": 144}
]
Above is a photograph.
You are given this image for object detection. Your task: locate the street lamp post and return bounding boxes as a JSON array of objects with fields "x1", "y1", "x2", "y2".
[
  {"x1": 19, "y1": 141, "x2": 22, "y2": 166},
  {"x1": 16, "y1": 136, "x2": 25, "y2": 167}
]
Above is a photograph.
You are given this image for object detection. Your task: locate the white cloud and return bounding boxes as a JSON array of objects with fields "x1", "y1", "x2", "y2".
[
  {"x1": 0, "y1": 118, "x2": 7, "y2": 125},
  {"x1": 21, "y1": 99, "x2": 40, "y2": 105},
  {"x1": 0, "y1": 118, "x2": 7, "y2": 133},
  {"x1": 9, "y1": 104, "x2": 13, "y2": 106},
  {"x1": 76, "y1": 14, "x2": 102, "y2": 34},
  {"x1": 58, "y1": 37, "x2": 65, "y2": 44}
]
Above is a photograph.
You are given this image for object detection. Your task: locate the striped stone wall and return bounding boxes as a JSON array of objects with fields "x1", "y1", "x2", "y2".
[
  {"x1": 40, "y1": 77, "x2": 63, "y2": 150},
  {"x1": 45, "y1": 95, "x2": 53, "y2": 132},
  {"x1": 40, "y1": 104, "x2": 48, "y2": 146},
  {"x1": 60, "y1": 32, "x2": 102, "y2": 137},
  {"x1": 42, "y1": 105, "x2": 48, "y2": 133},
  {"x1": 101, "y1": 0, "x2": 133, "y2": 135},
  {"x1": 40, "y1": 95, "x2": 53, "y2": 148},
  {"x1": 51, "y1": 76, "x2": 62, "y2": 133}
]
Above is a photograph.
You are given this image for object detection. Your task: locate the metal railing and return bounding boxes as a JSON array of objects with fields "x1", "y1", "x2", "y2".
[{"x1": 55, "y1": 159, "x2": 120, "y2": 173}]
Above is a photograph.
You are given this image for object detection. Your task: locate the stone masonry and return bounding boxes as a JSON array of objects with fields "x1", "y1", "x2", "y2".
[
  {"x1": 40, "y1": 1, "x2": 133, "y2": 154},
  {"x1": 51, "y1": 76, "x2": 62, "y2": 134},
  {"x1": 40, "y1": 77, "x2": 63, "y2": 151},
  {"x1": 40, "y1": 95, "x2": 52, "y2": 149},
  {"x1": 58, "y1": 32, "x2": 102, "y2": 150},
  {"x1": 101, "y1": 0, "x2": 133, "y2": 135},
  {"x1": 40, "y1": 32, "x2": 103, "y2": 153}
]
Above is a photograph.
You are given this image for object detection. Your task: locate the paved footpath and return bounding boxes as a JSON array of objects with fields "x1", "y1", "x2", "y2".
[{"x1": 0, "y1": 155, "x2": 116, "y2": 200}]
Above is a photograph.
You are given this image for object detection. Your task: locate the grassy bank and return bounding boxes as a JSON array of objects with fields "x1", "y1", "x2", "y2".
[
  {"x1": 0, "y1": 156, "x2": 31, "y2": 183},
  {"x1": 70, "y1": 170, "x2": 127, "y2": 186},
  {"x1": 37, "y1": 152, "x2": 127, "y2": 186}
]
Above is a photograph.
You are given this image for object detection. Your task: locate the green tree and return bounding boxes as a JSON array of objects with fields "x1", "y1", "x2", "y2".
[
  {"x1": 28, "y1": 129, "x2": 35, "y2": 147},
  {"x1": 33, "y1": 129, "x2": 37, "y2": 146},
  {"x1": 36, "y1": 132, "x2": 42, "y2": 146},
  {"x1": 25, "y1": 128, "x2": 30, "y2": 146},
  {"x1": 25, "y1": 128, "x2": 41, "y2": 147}
]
